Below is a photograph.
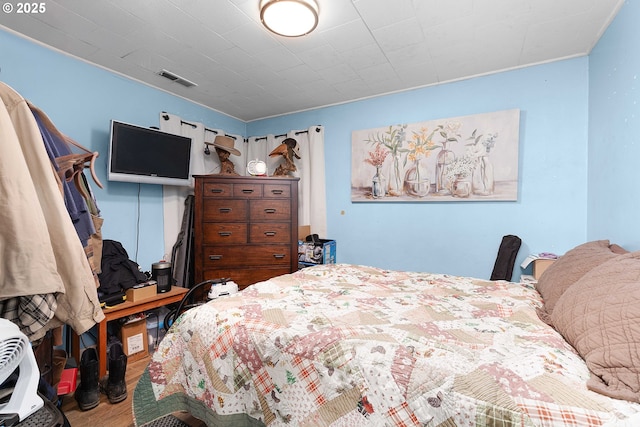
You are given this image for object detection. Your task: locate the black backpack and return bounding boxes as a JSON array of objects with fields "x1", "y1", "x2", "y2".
[
  {"x1": 97, "y1": 240, "x2": 148, "y2": 296},
  {"x1": 490, "y1": 235, "x2": 522, "y2": 281}
]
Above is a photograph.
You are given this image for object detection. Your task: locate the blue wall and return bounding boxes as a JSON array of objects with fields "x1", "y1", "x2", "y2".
[
  {"x1": 2, "y1": 21, "x2": 600, "y2": 281},
  {"x1": 588, "y1": 0, "x2": 640, "y2": 249},
  {"x1": 0, "y1": 29, "x2": 245, "y2": 271},
  {"x1": 250, "y1": 59, "x2": 590, "y2": 279}
]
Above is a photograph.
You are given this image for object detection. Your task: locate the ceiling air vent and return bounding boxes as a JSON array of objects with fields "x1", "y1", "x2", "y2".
[{"x1": 158, "y1": 69, "x2": 197, "y2": 88}]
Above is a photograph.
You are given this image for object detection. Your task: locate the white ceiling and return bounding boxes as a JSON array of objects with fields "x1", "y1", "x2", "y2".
[{"x1": 0, "y1": 0, "x2": 623, "y2": 122}]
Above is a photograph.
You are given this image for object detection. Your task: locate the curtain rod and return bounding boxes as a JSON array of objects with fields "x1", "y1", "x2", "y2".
[
  {"x1": 249, "y1": 126, "x2": 322, "y2": 142},
  {"x1": 162, "y1": 112, "x2": 319, "y2": 142},
  {"x1": 161, "y1": 113, "x2": 237, "y2": 139}
]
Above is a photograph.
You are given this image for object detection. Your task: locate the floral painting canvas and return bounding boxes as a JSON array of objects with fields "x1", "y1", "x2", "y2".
[{"x1": 351, "y1": 109, "x2": 520, "y2": 202}]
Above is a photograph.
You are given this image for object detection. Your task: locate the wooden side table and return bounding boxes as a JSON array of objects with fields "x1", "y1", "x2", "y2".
[{"x1": 72, "y1": 286, "x2": 188, "y2": 378}]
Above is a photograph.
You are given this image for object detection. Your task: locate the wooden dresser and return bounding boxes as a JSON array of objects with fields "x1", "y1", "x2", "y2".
[{"x1": 193, "y1": 175, "x2": 299, "y2": 290}]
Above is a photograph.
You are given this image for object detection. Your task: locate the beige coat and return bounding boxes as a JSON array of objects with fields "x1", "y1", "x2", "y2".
[{"x1": 0, "y1": 81, "x2": 104, "y2": 337}]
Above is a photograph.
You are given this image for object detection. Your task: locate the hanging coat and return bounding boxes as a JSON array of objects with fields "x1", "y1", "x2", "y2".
[{"x1": 0, "y1": 81, "x2": 104, "y2": 337}]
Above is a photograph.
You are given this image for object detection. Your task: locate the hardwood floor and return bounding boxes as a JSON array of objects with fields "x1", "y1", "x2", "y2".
[{"x1": 60, "y1": 356, "x2": 206, "y2": 427}]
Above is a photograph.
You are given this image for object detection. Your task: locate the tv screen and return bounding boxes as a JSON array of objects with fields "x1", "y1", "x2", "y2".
[{"x1": 108, "y1": 120, "x2": 192, "y2": 186}]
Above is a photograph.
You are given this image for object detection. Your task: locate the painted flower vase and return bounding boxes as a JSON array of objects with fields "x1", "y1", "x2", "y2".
[
  {"x1": 372, "y1": 166, "x2": 386, "y2": 198},
  {"x1": 472, "y1": 153, "x2": 494, "y2": 196},
  {"x1": 387, "y1": 152, "x2": 403, "y2": 196},
  {"x1": 452, "y1": 174, "x2": 471, "y2": 198},
  {"x1": 435, "y1": 142, "x2": 455, "y2": 195},
  {"x1": 404, "y1": 158, "x2": 430, "y2": 197}
]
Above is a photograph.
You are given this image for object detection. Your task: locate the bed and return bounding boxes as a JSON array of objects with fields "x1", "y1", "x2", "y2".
[{"x1": 133, "y1": 242, "x2": 640, "y2": 426}]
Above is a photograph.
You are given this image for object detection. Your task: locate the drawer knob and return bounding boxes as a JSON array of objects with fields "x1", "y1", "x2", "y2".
[
  {"x1": 273, "y1": 254, "x2": 285, "y2": 259},
  {"x1": 242, "y1": 189, "x2": 254, "y2": 194},
  {"x1": 210, "y1": 188, "x2": 224, "y2": 193},
  {"x1": 271, "y1": 189, "x2": 283, "y2": 195},
  {"x1": 218, "y1": 232, "x2": 232, "y2": 237},
  {"x1": 209, "y1": 255, "x2": 223, "y2": 261},
  {"x1": 264, "y1": 231, "x2": 276, "y2": 237},
  {"x1": 264, "y1": 208, "x2": 277, "y2": 214},
  {"x1": 219, "y1": 208, "x2": 232, "y2": 213}
]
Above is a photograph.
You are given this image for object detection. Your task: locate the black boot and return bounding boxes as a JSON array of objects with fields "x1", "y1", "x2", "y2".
[
  {"x1": 75, "y1": 348, "x2": 100, "y2": 410},
  {"x1": 106, "y1": 342, "x2": 128, "y2": 403}
]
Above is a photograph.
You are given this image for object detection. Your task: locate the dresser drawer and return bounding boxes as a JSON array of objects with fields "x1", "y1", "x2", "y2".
[
  {"x1": 233, "y1": 183, "x2": 263, "y2": 198},
  {"x1": 250, "y1": 223, "x2": 291, "y2": 243},
  {"x1": 264, "y1": 184, "x2": 291, "y2": 198},
  {"x1": 203, "y1": 223, "x2": 247, "y2": 244},
  {"x1": 203, "y1": 199, "x2": 247, "y2": 222},
  {"x1": 249, "y1": 199, "x2": 291, "y2": 221},
  {"x1": 203, "y1": 245, "x2": 292, "y2": 267},
  {"x1": 203, "y1": 182, "x2": 233, "y2": 197}
]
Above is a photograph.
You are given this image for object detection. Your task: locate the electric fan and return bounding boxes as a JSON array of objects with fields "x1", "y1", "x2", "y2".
[
  {"x1": 0, "y1": 318, "x2": 44, "y2": 424},
  {"x1": 247, "y1": 159, "x2": 267, "y2": 176}
]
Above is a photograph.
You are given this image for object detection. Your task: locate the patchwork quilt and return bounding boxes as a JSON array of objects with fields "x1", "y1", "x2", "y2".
[{"x1": 133, "y1": 264, "x2": 640, "y2": 426}]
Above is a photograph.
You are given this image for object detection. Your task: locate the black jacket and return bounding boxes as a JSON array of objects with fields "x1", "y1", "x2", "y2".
[{"x1": 97, "y1": 240, "x2": 147, "y2": 295}]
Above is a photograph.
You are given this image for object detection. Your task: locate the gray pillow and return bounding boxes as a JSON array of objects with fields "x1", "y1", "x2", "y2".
[
  {"x1": 535, "y1": 240, "x2": 620, "y2": 325},
  {"x1": 551, "y1": 251, "x2": 640, "y2": 402}
]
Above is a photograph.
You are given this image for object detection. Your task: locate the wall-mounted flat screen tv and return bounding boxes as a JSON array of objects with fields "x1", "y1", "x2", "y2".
[{"x1": 108, "y1": 120, "x2": 192, "y2": 186}]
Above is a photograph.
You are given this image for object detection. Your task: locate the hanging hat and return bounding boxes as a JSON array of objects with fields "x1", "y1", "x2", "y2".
[
  {"x1": 210, "y1": 135, "x2": 240, "y2": 156},
  {"x1": 283, "y1": 137, "x2": 301, "y2": 159}
]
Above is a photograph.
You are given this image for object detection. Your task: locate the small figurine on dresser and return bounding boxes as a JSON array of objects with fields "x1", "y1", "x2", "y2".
[
  {"x1": 269, "y1": 137, "x2": 300, "y2": 177},
  {"x1": 205, "y1": 135, "x2": 241, "y2": 175}
]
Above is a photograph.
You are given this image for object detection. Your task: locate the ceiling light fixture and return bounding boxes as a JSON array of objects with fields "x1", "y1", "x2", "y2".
[{"x1": 260, "y1": 0, "x2": 319, "y2": 37}]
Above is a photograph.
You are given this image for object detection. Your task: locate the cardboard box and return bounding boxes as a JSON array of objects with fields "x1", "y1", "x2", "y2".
[
  {"x1": 125, "y1": 283, "x2": 157, "y2": 302},
  {"x1": 533, "y1": 259, "x2": 555, "y2": 279},
  {"x1": 120, "y1": 318, "x2": 149, "y2": 362},
  {"x1": 298, "y1": 239, "x2": 336, "y2": 265},
  {"x1": 298, "y1": 225, "x2": 311, "y2": 240}
]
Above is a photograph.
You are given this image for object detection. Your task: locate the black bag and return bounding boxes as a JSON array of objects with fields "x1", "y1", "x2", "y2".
[
  {"x1": 490, "y1": 235, "x2": 522, "y2": 281},
  {"x1": 97, "y1": 240, "x2": 148, "y2": 296}
]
